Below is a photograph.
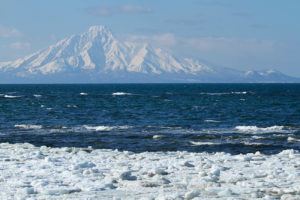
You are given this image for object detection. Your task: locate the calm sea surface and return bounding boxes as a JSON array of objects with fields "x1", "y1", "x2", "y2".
[{"x1": 0, "y1": 84, "x2": 299, "y2": 154}]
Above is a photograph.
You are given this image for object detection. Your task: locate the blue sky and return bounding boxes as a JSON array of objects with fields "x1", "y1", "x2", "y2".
[{"x1": 1, "y1": 0, "x2": 300, "y2": 76}]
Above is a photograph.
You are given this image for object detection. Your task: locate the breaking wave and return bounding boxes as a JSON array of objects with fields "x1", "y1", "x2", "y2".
[
  {"x1": 200, "y1": 91, "x2": 249, "y2": 96},
  {"x1": 83, "y1": 125, "x2": 132, "y2": 131},
  {"x1": 14, "y1": 124, "x2": 43, "y2": 130},
  {"x1": 235, "y1": 125, "x2": 285, "y2": 134},
  {"x1": 3, "y1": 95, "x2": 21, "y2": 98},
  {"x1": 112, "y1": 92, "x2": 132, "y2": 96}
]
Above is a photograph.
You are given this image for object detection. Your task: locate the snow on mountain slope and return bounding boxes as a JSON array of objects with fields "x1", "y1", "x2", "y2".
[{"x1": 0, "y1": 26, "x2": 299, "y2": 83}]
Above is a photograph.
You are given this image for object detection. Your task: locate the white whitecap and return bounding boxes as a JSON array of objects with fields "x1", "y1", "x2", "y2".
[
  {"x1": 190, "y1": 141, "x2": 218, "y2": 146},
  {"x1": 153, "y1": 135, "x2": 166, "y2": 139},
  {"x1": 67, "y1": 105, "x2": 77, "y2": 108},
  {"x1": 112, "y1": 92, "x2": 132, "y2": 96},
  {"x1": 235, "y1": 125, "x2": 285, "y2": 134},
  {"x1": 15, "y1": 124, "x2": 43, "y2": 130},
  {"x1": 80, "y1": 92, "x2": 88, "y2": 96},
  {"x1": 200, "y1": 92, "x2": 229, "y2": 96},
  {"x1": 232, "y1": 91, "x2": 247, "y2": 94},
  {"x1": 200, "y1": 91, "x2": 248, "y2": 96},
  {"x1": 287, "y1": 137, "x2": 300, "y2": 142},
  {"x1": 83, "y1": 125, "x2": 132, "y2": 131},
  {"x1": 204, "y1": 120, "x2": 220, "y2": 123},
  {"x1": 4, "y1": 95, "x2": 21, "y2": 98},
  {"x1": 33, "y1": 94, "x2": 42, "y2": 98}
]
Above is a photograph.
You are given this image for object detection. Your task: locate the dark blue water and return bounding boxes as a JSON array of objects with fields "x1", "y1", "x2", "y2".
[{"x1": 0, "y1": 84, "x2": 299, "y2": 154}]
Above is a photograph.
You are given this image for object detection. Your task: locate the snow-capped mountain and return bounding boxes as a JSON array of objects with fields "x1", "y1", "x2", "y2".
[{"x1": 0, "y1": 26, "x2": 299, "y2": 83}]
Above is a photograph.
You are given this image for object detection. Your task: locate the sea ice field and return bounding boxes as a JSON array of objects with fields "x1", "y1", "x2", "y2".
[{"x1": 0, "y1": 143, "x2": 299, "y2": 200}]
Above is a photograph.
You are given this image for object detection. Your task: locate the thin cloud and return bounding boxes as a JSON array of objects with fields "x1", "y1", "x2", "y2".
[
  {"x1": 9, "y1": 42, "x2": 31, "y2": 50},
  {"x1": 165, "y1": 19, "x2": 202, "y2": 26},
  {"x1": 87, "y1": 5, "x2": 153, "y2": 16},
  {"x1": 124, "y1": 33, "x2": 284, "y2": 58},
  {"x1": 0, "y1": 25, "x2": 21, "y2": 38}
]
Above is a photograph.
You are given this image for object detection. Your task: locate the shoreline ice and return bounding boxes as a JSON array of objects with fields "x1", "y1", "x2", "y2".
[{"x1": 0, "y1": 143, "x2": 299, "y2": 199}]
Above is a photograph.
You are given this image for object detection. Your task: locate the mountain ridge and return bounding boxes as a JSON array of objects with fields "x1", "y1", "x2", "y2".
[{"x1": 0, "y1": 25, "x2": 299, "y2": 83}]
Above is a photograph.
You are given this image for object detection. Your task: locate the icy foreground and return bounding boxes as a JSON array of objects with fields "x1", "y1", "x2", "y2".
[{"x1": 0, "y1": 143, "x2": 299, "y2": 200}]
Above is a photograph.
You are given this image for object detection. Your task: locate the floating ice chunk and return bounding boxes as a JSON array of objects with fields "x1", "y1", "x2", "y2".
[
  {"x1": 119, "y1": 171, "x2": 136, "y2": 181},
  {"x1": 112, "y1": 92, "x2": 132, "y2": 96},
  {"x1": 74, "y1": 161, "x2": 96, "y2": 169},
  {"x1": 18, "y1": 187, "x2": 37, "y2": 195},
  {"x1": 209, "y1": 167, "x2": 221, "y2": 177},
  {"x1": 185, "y1": 191, "x2": 200, "y2": 199},
  {"x1": 140, "y1": 181, "x2": 160, "y2": 187},
  {"x1": 154, "y1": 168, "x2": 168, "y2": 175},
  {"x1": 183, "y1": 161, "x2": 194, "y2": 167},
  {"x1": 14, "y1": 124, "x2": 43, "y2": 130},
  {"x1": 217, "y1": 188, "x2": 234, "y2": 196},
  {"x1": 42, "y1": 188, "x2": 81, "y2": 195},
  {"x1": 199, "y1": 171, "x2": 207, "y2": 177}
]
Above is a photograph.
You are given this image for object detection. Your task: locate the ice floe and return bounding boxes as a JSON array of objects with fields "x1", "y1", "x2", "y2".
[{"x1": 0, "y1": 143, "x2": 299, "y2": 199}]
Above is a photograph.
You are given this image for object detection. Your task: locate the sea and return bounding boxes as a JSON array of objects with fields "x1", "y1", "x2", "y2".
[{"x1": 0, "y1": 83, "x2": 299, "y2": 155}]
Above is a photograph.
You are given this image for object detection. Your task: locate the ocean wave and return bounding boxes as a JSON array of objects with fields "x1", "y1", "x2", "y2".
[
  {"x1": 112, "y1": 92, "x2": 132, "y2": 96},
  {"x1": 153, "y1": 135, "x2": 166, "y2": 139},
  {"x1": 232, "y1": 91, "x2": 247, "y2": 94},
  {"x1": 14, "y1": 124, "x2": 43, "y2": 130},
  {"x1": 83, "y1": 125, "x2": 132, "y2": 131},
  {"x1": 190, "y1": 141, "x2": 218, "y2": 146},
  {"x1": 200, "y1": 91, "x2": 248, "y2": 96},
  {"x1": 33, "y1": 94, "x2": 42, "y2": 98},
  {"x1": 80, "y1": 92, "x2": 88, "y2": 96},
  {"x1": 3, "y1": 95, "x2": 21, "y2": 98},
  {"x1": 287, "y1": 137, "x2": 300, "y2": 142},
  {"x1": 235, "y1": 125, "x2": 285, "y2": 134},
  {"x1": 204, "y1": 120, "x2": 220, "y2": 123}
]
